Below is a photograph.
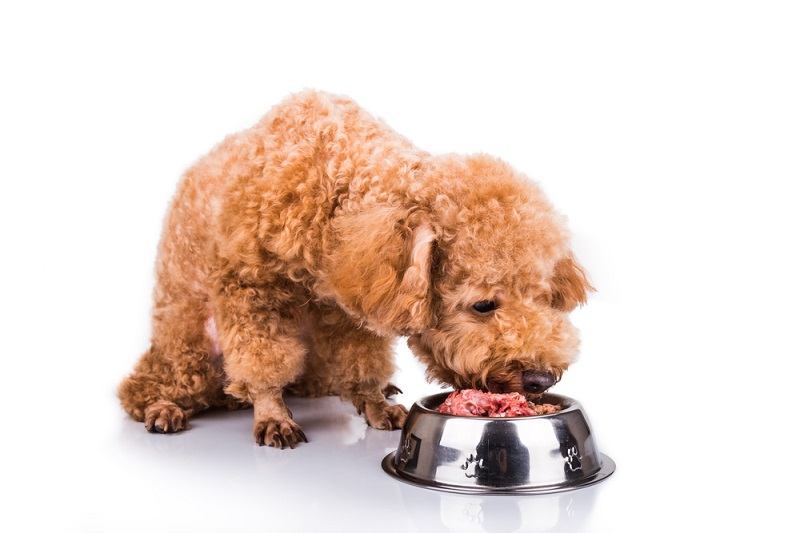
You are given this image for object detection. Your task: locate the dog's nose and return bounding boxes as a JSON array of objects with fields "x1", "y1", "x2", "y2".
[{"x1": 522, "y1": 370, "x2": 556, "y2": 393}]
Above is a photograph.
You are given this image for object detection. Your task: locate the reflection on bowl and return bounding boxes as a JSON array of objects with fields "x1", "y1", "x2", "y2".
[{"x1": 382, "y1": 392, "x2": 615, "y2": 494}]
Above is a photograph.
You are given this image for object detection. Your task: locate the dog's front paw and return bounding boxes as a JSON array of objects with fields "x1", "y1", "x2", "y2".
[
  {"x1": 253, "y1": 417, "x2": 308, "y2": 449},
  {"x1": 144, "y1": 400, "x2": 188, "y2": 433},
  {"x1": 364, "y1": 402, "x2": 408, "y2": 430}
]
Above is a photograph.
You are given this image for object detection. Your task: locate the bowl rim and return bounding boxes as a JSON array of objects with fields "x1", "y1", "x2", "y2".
[{"x1": 413, "y1": 390, "x2": 580, "y2": 420}]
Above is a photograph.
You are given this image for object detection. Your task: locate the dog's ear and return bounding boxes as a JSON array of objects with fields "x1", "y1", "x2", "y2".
[
  {"x1": 323, "y1": 206, "x2": 436, "y2": 334},
  {"x1": 550, "y1": 254, "x2": 593, "y2": 311}
]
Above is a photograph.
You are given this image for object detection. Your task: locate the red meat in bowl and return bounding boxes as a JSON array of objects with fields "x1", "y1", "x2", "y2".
[{"x1": 436, "y1": 389, "x2": 561, "y2": 417}]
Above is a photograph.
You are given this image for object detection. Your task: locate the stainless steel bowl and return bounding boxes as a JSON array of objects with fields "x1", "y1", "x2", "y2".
[{"x1": 382, "y1": 392, "x2": 615, "y2": 494}]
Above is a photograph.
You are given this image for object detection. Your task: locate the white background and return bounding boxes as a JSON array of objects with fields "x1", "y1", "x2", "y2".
[{"x1": 2, "y1": 1, "x2": 799, "y2": 532}]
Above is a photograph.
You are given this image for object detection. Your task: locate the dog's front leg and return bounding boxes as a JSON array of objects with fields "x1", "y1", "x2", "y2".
[
  {"x1": 308, "y1": 304, "x2": 407, "y2": 430},
  {"x1": 214, "y1": 277, "x2": 308, "y2": 448}
]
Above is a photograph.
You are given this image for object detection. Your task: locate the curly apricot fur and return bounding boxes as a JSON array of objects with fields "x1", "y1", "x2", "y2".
[{"x1": 118, "y1": 91, "x2": 590, "y2": 445}]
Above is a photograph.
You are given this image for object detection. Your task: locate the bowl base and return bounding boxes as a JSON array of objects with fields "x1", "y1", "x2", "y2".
[{"x1": 381, "y1": 451, "x2": 616, "y2": 495}]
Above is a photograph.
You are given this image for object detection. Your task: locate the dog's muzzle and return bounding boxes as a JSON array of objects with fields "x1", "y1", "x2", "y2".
[{"x1": 522, "y1": 370, "x2": 556, "y2": 394}]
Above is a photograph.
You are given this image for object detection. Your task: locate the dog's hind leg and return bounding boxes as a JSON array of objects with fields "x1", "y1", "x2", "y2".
[{"x1": 118, "y1": 296, "x2": 228, "y2": 433}]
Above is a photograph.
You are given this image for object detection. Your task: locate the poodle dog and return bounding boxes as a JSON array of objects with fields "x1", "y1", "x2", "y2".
[{"x1": 118, "y1": 90, "x2": 591, "y2": 448}]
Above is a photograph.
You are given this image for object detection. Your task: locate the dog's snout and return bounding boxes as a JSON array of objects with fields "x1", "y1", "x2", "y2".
[{"x1": 522, "y1": 370, "x2": 555, "y2": 393}]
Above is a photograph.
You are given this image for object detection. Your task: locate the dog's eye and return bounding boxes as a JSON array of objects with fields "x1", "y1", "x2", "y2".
[{"x1": 472, "y1": 300, "x2": 498, "y2": 315}]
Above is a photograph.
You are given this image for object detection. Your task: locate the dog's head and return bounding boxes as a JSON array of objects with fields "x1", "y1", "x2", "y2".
[{"x1": 323, "y1": 155, "x2": 591, "y2": 396}]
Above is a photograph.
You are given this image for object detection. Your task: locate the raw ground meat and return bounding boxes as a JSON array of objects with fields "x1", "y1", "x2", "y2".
[{"x1": 436, "y1": 389, "x2": 561, "y2": 417}]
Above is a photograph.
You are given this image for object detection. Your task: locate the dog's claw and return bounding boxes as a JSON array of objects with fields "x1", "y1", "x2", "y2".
[
  {"x1": 254, "y1": 417, "x2": 306, "y2": 449},
  {"x1": 382, "y1": 383, "x2": 403, "y2": 398},
  {"x1": 144, "y1": 401, "x2": 187, "y2": 434},
  {"x1": 364, "y1": 402, "x2": 408, "y2": 430}
]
